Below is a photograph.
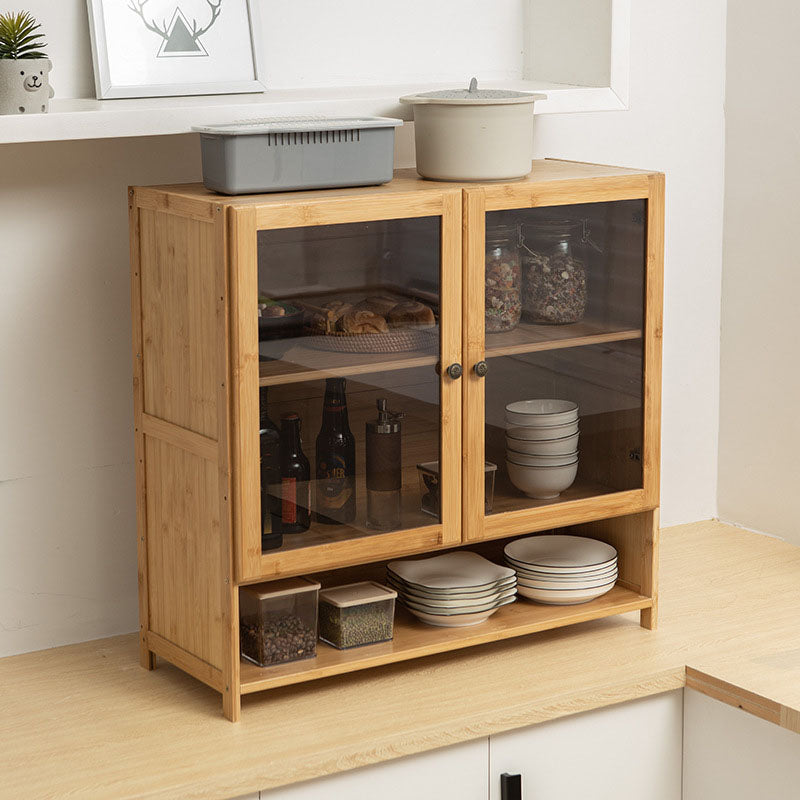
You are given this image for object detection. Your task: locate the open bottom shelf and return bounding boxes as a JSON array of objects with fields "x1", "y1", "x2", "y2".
[{"x1": 239, "y1": 585, "x2": 651, "y2": 694}]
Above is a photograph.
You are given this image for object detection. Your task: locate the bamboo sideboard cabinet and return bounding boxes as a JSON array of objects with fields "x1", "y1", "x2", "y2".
[{"x1": 129, "y1": 160, "x2": 664, "y2": 721}]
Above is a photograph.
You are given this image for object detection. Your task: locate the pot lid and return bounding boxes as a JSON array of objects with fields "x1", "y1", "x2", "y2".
[{"x1": 400, "y1": 77, "x2": 546, "y2": 106}]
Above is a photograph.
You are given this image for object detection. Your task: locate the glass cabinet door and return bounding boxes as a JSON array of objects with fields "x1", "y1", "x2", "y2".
[
  {"x1": 232, "y1": 197, "x2": 462, "y2": 580},
  {"x1": 465, "y1": 198, "x2": 651, "y2": 539}
]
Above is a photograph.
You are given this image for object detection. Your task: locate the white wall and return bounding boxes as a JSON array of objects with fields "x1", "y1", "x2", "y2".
[
  {"x1": 717, "y1": 1, "x2": 800, "y2": 545},
  {"x1": 0, "y1": 1, "x2": 726, "y2": 656}
]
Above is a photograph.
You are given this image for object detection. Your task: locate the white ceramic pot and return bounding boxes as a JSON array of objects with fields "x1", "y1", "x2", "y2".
[
  {"x1": 0, "y1": 58, "x2": 53, "y2": 115},
  {"x1": 400, "y1": 78, "x2": 546, "y2": 181}
]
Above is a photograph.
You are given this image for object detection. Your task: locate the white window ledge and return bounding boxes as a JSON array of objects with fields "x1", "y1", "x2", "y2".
[{"x1": 0, "y1": 80, "x2": 628, "y2": 146}]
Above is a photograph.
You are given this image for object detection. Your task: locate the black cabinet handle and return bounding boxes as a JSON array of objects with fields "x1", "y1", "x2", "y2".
[
  {"x1": 445, "y1": 363, "x2": 463, "y2": 380},
  {"x1": 473, "y1": 360, "x2": 489, "y2": 378},
  {"x1": 501, "y1": 773, "x2": 522, "y2": 800}
]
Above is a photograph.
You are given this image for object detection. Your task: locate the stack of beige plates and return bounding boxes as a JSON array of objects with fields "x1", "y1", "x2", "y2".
[
  {"x1": 505, "y1": 400, "x2": 579, "y2": 499},
  {"x1": 387, "y1": 552, "x2": 516, "y2": 628},
  {"x1": 504, "y1": 534, "x2": 617, "y2": 605}
]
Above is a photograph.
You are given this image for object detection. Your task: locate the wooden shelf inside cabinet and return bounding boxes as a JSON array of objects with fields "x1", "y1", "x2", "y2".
[
  {"x1": 240, "y1": 586, "x2": 652, "y2": 694},
  {"x1": 485, "y1": 318, "x2": 641, "y2": 360},
  {"x1": 259, "y1": 345, "x2": 438, "y2": 387}
]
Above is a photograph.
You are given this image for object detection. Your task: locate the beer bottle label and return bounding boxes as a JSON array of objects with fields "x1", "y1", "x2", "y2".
[
  {"x1": 317, "y1": 455, "x2": 354, "y2": 511},
  {"x1": 281, "y1": 477, "x2": 297, "y2": 524}
]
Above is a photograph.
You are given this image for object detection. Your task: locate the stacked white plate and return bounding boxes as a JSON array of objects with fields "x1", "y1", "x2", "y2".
[
  {"x1": 387, "y1": 552, "x2": 516, "y2": 628},
  {"x1": 504, "y1": 535, "x2": 617, "y2": 605},
  {"x1": 505, "y1": 399, "x2": 580, "y2": 500}
]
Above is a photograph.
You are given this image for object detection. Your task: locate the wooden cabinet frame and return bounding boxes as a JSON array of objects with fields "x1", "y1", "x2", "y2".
[
  {"x1": 129, "y1": 161, "x2": 664, "y2": 721},
  {"x1": 229, "y1": 192, "x2": 464, "y2": 583}
]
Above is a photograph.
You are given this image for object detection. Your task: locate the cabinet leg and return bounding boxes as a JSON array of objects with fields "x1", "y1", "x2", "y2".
[
  {"x1": 223, "y1": 685, "x2": 241, "y2": 722},
  {"x1": 640, "y1": 603, "x2": 658, "y2": 630},
  {"x1": 139, "y1": 635, "x2": 156, "y2": 669}
]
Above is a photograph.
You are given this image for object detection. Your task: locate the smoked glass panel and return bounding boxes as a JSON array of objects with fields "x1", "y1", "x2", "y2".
[
  {"x1": 256, "y1": 218, "x2": 441, "y2": 553},
  {"x1": 484, "y1": 200, "x2": 646, "y2": 516}
]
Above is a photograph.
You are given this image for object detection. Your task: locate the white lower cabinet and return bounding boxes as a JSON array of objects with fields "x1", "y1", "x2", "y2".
[
  {"x1": 259, "y1": 738, "x2": 488, "y2": 800},
  {"x1": 683, "y1": 688, "x2": 800, "y2": 800},
  {"x1": 255, "y1": 690, "x2": 683, "y2": 800},
  {"x1": 488, "y1": 690, "x2": 683, "y2": 800}
]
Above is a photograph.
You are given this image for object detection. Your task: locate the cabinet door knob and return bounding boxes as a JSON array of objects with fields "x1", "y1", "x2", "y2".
[
  {"x1": 473, "y1": 360, "x2": 489, "y2": 378},
  {"x1": 445, "y1": 363, "x2": 463, "y2": 380},
  {"x1": 500, "y1": 773, "x2": 522, "y2": 800}
]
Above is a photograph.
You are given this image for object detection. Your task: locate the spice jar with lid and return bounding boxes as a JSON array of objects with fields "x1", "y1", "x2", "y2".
[
  {"x1": 521, "y1": 219, "x2": 592, "y2": 325},
  {"x1": 318, "y1": 581, "x2": 397, "y2": 650},
  {"x1": 485, "y1": 223, "x2": 522, "y2": 332},
  {"x1": 239, "y1": 577, "x2": 320, "y2": 667}
]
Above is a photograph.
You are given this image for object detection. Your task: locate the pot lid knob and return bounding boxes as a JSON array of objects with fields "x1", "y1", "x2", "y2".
[{"x1": 468, "y1": 77, "x2": 478, "y2": 93}]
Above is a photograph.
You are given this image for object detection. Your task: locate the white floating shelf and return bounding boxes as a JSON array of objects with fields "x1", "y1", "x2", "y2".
[{"x1": 0, "y1": 82, "x2": 625, "y2": 145}]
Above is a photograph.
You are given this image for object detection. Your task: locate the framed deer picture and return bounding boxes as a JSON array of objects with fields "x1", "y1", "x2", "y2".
[{"x1": 86, "y1": 0, "x2": 264, "y2": 98}]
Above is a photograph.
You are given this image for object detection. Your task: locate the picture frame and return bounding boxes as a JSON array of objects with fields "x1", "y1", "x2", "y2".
[{"x1": 86, "y1": 0, "x2": 265, "y2": 99}]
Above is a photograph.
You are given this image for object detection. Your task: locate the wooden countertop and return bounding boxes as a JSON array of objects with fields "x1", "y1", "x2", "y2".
[{"x1": 2, "y1": 520, "x2": 800, "y2": 800}]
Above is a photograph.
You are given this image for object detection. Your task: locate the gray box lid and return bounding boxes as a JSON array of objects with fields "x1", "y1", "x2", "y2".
[{"x1": 193, "y1": 115, "x2": 403, "y2": 136}]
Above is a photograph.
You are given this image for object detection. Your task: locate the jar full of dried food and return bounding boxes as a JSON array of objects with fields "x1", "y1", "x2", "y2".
[
  {"x1": 485, "y1": 224, "x2": 521, "y2": 333},
  {"x1": 521, "y1": 220, "x2": 592, "y2": 325}
]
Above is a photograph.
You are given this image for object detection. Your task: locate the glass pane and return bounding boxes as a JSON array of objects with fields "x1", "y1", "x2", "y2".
[
  {"x1": 484, "y1": 200, "x2": 645, "y2": 516},
  {"x1": 256, "y1": 218, "x2": 441, "y2": 554}
]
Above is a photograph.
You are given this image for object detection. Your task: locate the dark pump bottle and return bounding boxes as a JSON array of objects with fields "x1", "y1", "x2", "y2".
[
  {"x1": 315, "y1": 377, "x2": 356, "y2": 525},
  {"x1": 259, "y1": 386, "x2": 283, "y2": 550},
  {"x1": 279, "y1": 413, "x2": 311, "y2": 534},
  {"x1": 366, "y1": 399, "x2": 404, "y2": 531}
]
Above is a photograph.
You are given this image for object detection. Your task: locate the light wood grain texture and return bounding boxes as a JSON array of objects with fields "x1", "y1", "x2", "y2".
[
  {"x1": 229, "y1": 206, "x2": 263, "y2": 582},
  {"x1": 240, "y1": 587, "x2": 651, "y2": 693},
  {"x1": 643, "y1": 173, "x2": 665, "y2": 506},
  {"x1": 256, "y1": 321, "x2": 640, "y2": 389},
  {"x1": 481, "y1": 173, "x2": 652, "y2": 211},
  {"x1": 139, "y1": 209, "x2": 219, "y2": 438},
  {"x1": 485, "y1": 320, "x2": 641, "y2": 359},
  {"x1": 141, "y1": 412, "x2": 218, "y2": 462},
  {"x1": 142, "y1": 160, "x2": 655, "y2": 212},
  {"x1": 148, "y1": 631, "x2": 224, "y2": 692},
  {"x1": 484, "y1": 488, "x2": 647, "y2": 539},
  {"x1": 439, "y1": 191, "x2": 463, "y2": 545},
  {"x1": 462, "y1": 188, "x2": 487, "y2": 541},
  {"x1": 215, "y1": 207, "x2": 240, "y2": 722},
  {"x1": 134, "y1": 185, "x2": 217, "y2": 222},
  {"x1": 129, "y1": 193, "x2": 154, "y2": 670},
  {"x1": 4, "y1": 522, "x2": 800, "y2": 800},
  {"x1": 144, "y1": 438, "x2": 226, "y2": 670},
  {"x1": 259, "y1": 349, "x2": 439, "y2": 387},
  {"x1": 255, "y1": 193, "x2": 445, "y2": 229},
  {"x1": 572, "y1": 509, "x2": 659, "y2": 630}
]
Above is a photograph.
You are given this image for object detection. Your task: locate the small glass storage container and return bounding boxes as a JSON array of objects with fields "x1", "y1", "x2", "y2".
[
  {"x1": 418, "y1": 460, "x2": 497, "y2": 517},
  {"x1": 485, "y1": 224, "x2": 522, "y2": 332},
  {"x1": 318, "y1": 581, "x2": 397, "y2": 650},
  {"x1": 521, "y1": 219, "x2": 590, "y2": 325},
  {"x1": 239, "y1": 577, "x2": 320, "y2": 667}
]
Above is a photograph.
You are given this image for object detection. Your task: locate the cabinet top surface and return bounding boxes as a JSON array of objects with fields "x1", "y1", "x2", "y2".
[
  {"x1": 134, "y1": 159, "x2": 661, "y2": 208},
  {"x1": 2, "y1": 521, "x2": 799, "y2": 800}
]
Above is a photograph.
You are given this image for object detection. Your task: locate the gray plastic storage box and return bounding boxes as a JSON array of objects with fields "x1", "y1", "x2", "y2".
[{"x1": 192, "y1": 116, "x2": 403, "y2": 195}]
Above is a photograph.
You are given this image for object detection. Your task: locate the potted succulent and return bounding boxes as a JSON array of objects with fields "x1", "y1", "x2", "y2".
[{"x1": 0, "y1": 10, "x2": 53, "y2": 114}]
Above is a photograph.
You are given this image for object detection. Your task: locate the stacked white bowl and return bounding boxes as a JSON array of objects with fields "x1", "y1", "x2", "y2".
[
  {"x1": 504, "y1": 534, "x2": 618, "y2": 605},
  {"x1": 387, "y1": 552, "x2": 516, "y2": 628},
  {"x1": 505, "y1": 399, "x2": 579, "y2": 499}
]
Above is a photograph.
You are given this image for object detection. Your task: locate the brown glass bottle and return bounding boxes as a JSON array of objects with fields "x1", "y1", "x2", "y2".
[
  {"x1": 279, "y1": 413, "x2": 311, "y2": 534},
  {"x1": 315, "y1": 377, "x2": 356, "y2": 524},
  {"x1": 259, "y1": 386, "x2": 283, "y2": 550}
]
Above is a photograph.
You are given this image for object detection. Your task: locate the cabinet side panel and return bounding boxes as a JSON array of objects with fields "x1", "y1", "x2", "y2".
[
  {"x1": 139, "y1": 208, "x2": 219, "y2": 438},
  {"x1": 571, "y1": 509, "x2": 657, "y2": 594},
  {"x1": 145, "y1": 437, "x2": 225, "y2": 669}
]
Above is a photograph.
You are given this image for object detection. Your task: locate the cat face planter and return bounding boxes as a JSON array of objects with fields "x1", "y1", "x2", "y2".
[{"x1": 0, "y1": 58, "x2": 54, "y2": 115}]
